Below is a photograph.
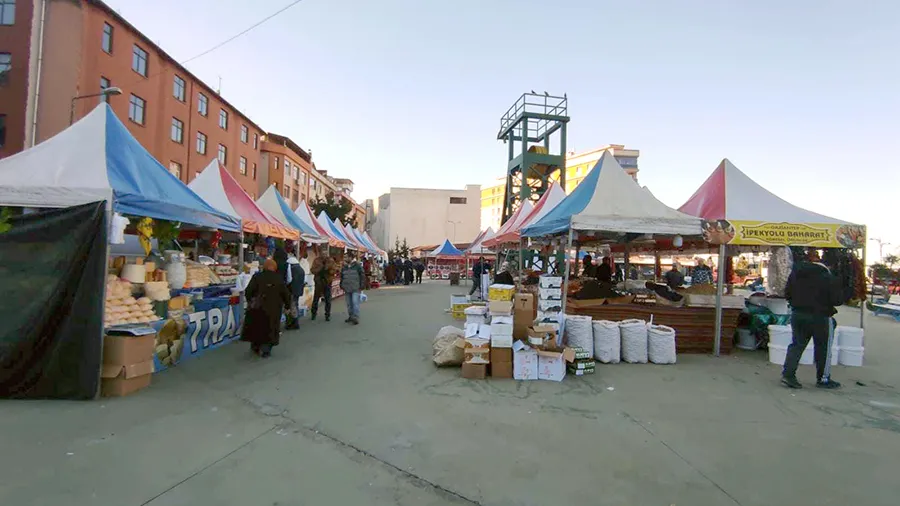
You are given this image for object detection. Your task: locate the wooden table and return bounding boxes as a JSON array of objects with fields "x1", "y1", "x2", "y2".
[{"x1": 566, "y1": 300, "x2": 742, "y2": 354}]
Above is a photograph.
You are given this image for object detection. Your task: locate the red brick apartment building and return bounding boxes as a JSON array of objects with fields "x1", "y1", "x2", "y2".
[
  {"x1": 0, "y1": 0, "x2": 264, "y2": 196},
  {"x1": 259, "y1": 132, "x2": 313, "y2": 210}
]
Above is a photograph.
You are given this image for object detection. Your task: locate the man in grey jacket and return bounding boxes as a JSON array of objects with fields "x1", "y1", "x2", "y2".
[{"x1": 340, "y1": 253, "x2": 366, "y2": 325}]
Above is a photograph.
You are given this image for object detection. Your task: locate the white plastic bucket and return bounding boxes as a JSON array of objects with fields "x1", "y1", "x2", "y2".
[
  {"x1": 839, "y1": 346, "x2": 864, "y2": 367},
  {"x1": 736, "y1": 328, "x2": 758, "y2": 350},
  {"x1": 836, "y1": 326, "x2": 864, "y2": 348},
  {"x1": 767, "y1": 325, "x2": 793, "y2": 347},
  {"x1": 764, "y1": 297, "x2": 790, "y2": 315}
]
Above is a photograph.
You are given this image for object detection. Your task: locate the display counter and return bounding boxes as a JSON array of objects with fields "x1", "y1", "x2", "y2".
[{"x1": 566, "y1": 299, "x2": 741, "y2": 354}]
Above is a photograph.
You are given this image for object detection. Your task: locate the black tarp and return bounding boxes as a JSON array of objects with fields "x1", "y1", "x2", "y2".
[{"x1": 0, "y1": 202, "x2": 108, "y2": 399}]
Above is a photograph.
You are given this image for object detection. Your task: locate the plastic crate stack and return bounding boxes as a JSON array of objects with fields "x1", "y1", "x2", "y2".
[{"x1": 537, "y1": 276, "x2": 563, "y2": 324}]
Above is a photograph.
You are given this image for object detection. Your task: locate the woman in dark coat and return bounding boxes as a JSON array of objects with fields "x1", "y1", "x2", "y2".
[{"x1": 241, "y1": 258, "x2": 290, "y2": 358}]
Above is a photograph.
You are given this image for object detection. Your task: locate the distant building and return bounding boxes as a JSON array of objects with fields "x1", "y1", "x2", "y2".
[
  {"x1": 259, "y1": 133, "x2": 312, "y2": 207},
  {"x1": 480, "y1": 144, "x2": 640, "y2": 230},
  {"x1": 369, "y1": 185, "x2": 481, "y2": 251}
]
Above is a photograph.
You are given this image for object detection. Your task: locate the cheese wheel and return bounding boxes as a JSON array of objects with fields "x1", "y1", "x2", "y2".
[{"x1": 137, "y1": 297, "x2": 151, "y2": 305}]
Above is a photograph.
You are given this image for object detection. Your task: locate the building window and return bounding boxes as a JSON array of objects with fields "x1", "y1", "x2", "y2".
[
  {"x1": 173, "y1": 75, "x2": 186, "y2": 102},
  {"x1": 0, "y1": 0, "x2": 13, "y2": 26},
  {"x1": 196, "y1": 132, "x2": 207, "y2": 154},
  {"x1": 101, "y1": 22, "x2": 113, "y2": 53},
  {"x1": 169, "y1": 161, "x2": 182, "y2": 180},
  {"x1": 170, "y1": 117, "x2": 184, "y2": 144},
  {"x1": 197, "y1": 93, "x2": 208, "y2": 116},
  {"x1": 99, "y1": 77, "x2": 111, "y2": 102},
  {"x1": 274, "y1": 156, "x2": 279, "y2": 170},
  {"x1": 449, "y1": 197, "x2": 467, "y2": 204},
  {"x1": 0, "y1": 114, "x2": 6, "y2": 148},
  {"x1": 0, "y1": 53, "x2": 10, "y2": 86},
  {"x1": 292, "y1": 167, "x2": 298, "y2": 180},
  {"x1": 131, "y1": 44, "x2": 148, "y2": 77},
  {"x1": 273, "y1": 182, "x2": 279, "y2": 191},
  {"x1": 253, "y1": 133, "x2": 258, "y2": 149},
  {"x1": 239, "y1": 156, "x2": 247, "y2": 175},
  {"x1": 284, "y1": 160, "x2": 290, "y2": 172},
  {"x1": 252, "y1": 162, "x2": 257, "y2": 180},
  {"x1": 284, "y1": 185, "x2": 291, "y2": 199},
  {"x1": 218, "y1": 109, "x2": 228, "y2": 130},
  {"x1": 240, "y1": 124, "x2": 248, "y2": 143},
  {"x1": 128, "y1": 94, "x2": 145, "y2": 125},
  {"x1": 217, "y1": 144, "x2": 227, "y2": 165}
]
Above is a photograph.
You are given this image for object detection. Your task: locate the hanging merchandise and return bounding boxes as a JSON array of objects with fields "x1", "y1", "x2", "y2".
[
  {"x1": 648, "y1": 324, "x2": 677, "y2": 364},
  {"x1": 851, "y1": 254, "x2": 866, "y2": 301},
  {"x1": 110, "y1": 213, "x2": 130, "y2": 245},
  {"x1": 767, "y1": 246, "x2": 793, "y2": 296},
  {"x1": 153, "y1": 220, "x2": 182, "y2": 251},
  {"x1": 620, "y1": 319, "x2": 648, "y2": 363},
  {"x1": 592, "y1": 320, "x2": 620, "y2": 363},
  {"x1": 822, "y1": 249, "x2": 856, "y2": 305},
  {"x1": 210, "y1": 230, "x2": 223, "y2": 251},
  {"x1": 136, "y1": 217, "x2": 154, "y2": 255}
]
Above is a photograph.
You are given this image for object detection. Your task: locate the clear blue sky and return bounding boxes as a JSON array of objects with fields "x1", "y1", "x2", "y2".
[{"x1": 107, "y1": 0, "x2": 899, "y2": 259}]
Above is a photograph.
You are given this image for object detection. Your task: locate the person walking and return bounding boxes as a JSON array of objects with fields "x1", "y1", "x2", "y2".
[
  {"x1": 781, "y1": 249, "x2": 843, "y2": 390},
  {"x1": 385, "y1": 260, "x2": 396, "y2": 286},
  {"x1": 240, "y1": 259, "x2": 291, "y2": 358},
  {"x1": 403, "y1": 257, "x2": 414, "y2": 285},
  {"x1": 414, "y1": 259, "x2": 425, "y2": 284},
  {"x1": 284, "y1": 253, "x2": 306, "y2": 330},
  {"x1": 341, "y1": 254, "x2": 366, "y2": 325},
  {"x1": 273, "y1": 244, "x2": 289, "y2": 281},
  {"x1": 469, "y1": 256, "x2": 488, "y2": 296},
  {"x1": 311, "y1": 254, "x2": 337, "y2": 321}
]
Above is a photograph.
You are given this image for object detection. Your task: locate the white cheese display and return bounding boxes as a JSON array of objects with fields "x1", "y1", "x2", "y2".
[
  {"x1": 104, "y1": 275, "x2": 161, "y2": 327},
  {"x1": 592, "y1": 320, "x2": 621, "y2": 363},
  {"x1": 647, "y1": 324, "x2": 677, "y2": 364},
  {"x1": 213, "y1": 265, "x2": 239, "y2": 285},
  {"x1": 619, "y1": 319, "x2": 649, "y2": 363}
]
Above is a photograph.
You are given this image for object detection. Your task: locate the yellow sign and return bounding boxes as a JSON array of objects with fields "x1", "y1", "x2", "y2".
[{"x1": 702, "y1": 220, "x2": 866, "y2": 248}]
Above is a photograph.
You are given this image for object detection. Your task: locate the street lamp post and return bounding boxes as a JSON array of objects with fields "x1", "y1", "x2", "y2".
[{"x1": 70, "y1": 87, "x2": 123, "y2": 124}]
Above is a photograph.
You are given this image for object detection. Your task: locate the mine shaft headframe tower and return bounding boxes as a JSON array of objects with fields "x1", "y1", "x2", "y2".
[{"x1": 497, "y1": 92, "x2": 570, "y2": 224}]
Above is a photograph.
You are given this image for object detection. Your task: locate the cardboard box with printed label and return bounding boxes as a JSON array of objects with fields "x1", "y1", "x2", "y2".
[
  {"x1": 539, "y1": 276, "x2": 563, "y2": 288},
  {"x1": 491, "y1": 334, "x2": 513, "y2": 348},
  {"x1": 513, "y1": 341, "x2": 538, "y2": 380},
  {"x1": 490, "y1": 322, "x2": 513, "y2": 336},
  {"x1": 537, "y1": 347, "x2": 577, "y2": 382},
  {"x1": 513, "y1": 293, "x2": 536, "y2": 339},
  {"x1": 539, "y1": 287, "x2": 563, "y2": 300},
  {"x1": 488, "y1": 284, "x2": 516, "y2": 301},
  {"x1": 528, "y1": 325, "x2": 559, "y2": 349}
]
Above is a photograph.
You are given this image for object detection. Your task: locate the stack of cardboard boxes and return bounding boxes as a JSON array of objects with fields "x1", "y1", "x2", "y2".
[
  {"x1": 566, "y1": 347, "x2": 595, "y2": 376},
  {"x1": 537, "y1": 276, "x2": 563, "y2": 324},
  {"x1": 487, "y1": 284, "x2": 514, "y2": 379},
  {"x1": 100, "y1": 328, "x2": 156, "y2": 397}
]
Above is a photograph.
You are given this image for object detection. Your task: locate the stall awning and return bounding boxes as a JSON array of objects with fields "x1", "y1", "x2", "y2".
[
  {"x1": 679, "y1": 159, "x2": 865, "y2": 248},
  {"x1": 0, "y1": 104, "x2": 239, "y2": 231},
  {"x1": 488, "y1": 182, "x2": 566, "y2": 246},
  {"x1": 256, "y1": 187, "x2": 326, "y2": 243},
  {"x1": 484, "y1": 201, "x2": 533, "y2": 248},
  {"x1": 523, "y1": 151, "x2": 702, "y2": 237},
  {"x1": 428, "y1": 239, "x2": 465, "y2": 258},
  {"x1": 294, "y1": 201, "x2": 344, "y2": 248},
  {"x1": 466, "y1": 227, "x2": 496, "y2": 255},
  {"x1": 189, "y1": 160, "x2": 298, "y2": 240},
  {"x1": 316, "y1": 211, "x2": 355, "y2": 249}
]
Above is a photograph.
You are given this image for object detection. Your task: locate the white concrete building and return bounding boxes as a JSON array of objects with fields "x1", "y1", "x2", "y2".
[{"x1": 369, "y1": 185, "x2": 481, "y2": 251}]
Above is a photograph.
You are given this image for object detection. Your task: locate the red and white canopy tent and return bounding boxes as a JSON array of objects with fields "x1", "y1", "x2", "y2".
[
  {"x1": 466, "y1": 227, "x2": 496, "y2": 257},
  {"x1": 482, "y1": 200, "x2": 533, "y2": 249},
  {"x1": 486, "y1": 182, "x2": 566, "y2": 247},
  {"x1": 678, "y1": 158, "x2": 867, "y2": 354},
  {"x1": 190, "y1": 160, "x2": 298, "y2": 241}
]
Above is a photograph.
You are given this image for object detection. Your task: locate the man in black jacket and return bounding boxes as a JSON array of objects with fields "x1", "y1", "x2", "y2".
[
  {"x1": 284, "y1": 253, "x2": 306, "y2": 330},
  {"x1": 782, "y1": 250, "x2": 842, "y2": 390}
]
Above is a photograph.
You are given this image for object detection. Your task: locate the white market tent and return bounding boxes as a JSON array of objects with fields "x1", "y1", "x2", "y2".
[
  {"x1": 256, "y1": 186, "x2": 326, "y2": 244},
  {"x1": 466, "y1": 227, "x2": 496, "y2": 255}
]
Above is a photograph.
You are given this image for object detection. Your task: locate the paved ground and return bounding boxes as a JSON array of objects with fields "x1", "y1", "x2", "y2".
[{"x1": 1, "y1": 283, "x2": 899, "y2": 506}]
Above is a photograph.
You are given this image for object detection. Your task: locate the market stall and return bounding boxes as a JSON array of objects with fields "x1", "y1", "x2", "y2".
[
  {"x1": 0, "y1": 104, "x2": 241, "y2": 399},
  {"x1": 427, "y1": 239, "x2": 466, "y2": 280},
  {"x1": 678, "y1": 158, "x2": 867, "y2": 356},
  {"x1": 521, "y1": 151, "x2": 720, "y2": 354},
  {"x1": 256, "y1": 186, "x2": 327, "y2": 245}
]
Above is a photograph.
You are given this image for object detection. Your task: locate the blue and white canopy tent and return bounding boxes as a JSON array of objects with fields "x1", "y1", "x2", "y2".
[
  {"x1": 256, "y1": 186, "x2": 327, "y2": 245},
  {"x1": 522, "y1": 151, "x2": 702, "y2": 318},
  {"x1": 0, "y1": 104, "x2": 239, "y2": 231},
  {"x1": 428, "y1": 239, "x2": 465, "y2": 258}
]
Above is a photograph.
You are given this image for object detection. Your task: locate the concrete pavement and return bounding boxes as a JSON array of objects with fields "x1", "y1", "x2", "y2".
[{"x1": 1, "y1": 283, "x2": 899, "y2": 505}]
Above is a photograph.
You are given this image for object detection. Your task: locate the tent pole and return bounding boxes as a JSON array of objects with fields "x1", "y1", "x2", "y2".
[
  {"x1": 714, "y1": 243, "x2": 726, "y2": 357},
  {"x1": 518, "y1": 237, "x2": 524, "y2": 290},
  {"x1": 238, "y1": 230, "x2": 245, "y2": 267},
  {"x1": 860, "y1": 243, "x2": 866, "y2": 329},
  {"x1": 560, "y1": 227, "x2": 575, "y2": 340}
]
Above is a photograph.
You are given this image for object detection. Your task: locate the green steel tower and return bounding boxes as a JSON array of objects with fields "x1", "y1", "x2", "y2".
[{"x1": 497, "y1": 92, "x2": 570, "y2": 224}]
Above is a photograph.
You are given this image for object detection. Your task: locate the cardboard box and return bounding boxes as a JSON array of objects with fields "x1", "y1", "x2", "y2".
[
  {"x1": 100, "y1": 361, "x2": 153, "y2": 397},
  {"x1": 537, "y1": 348, "x2": 577, "y2": 382},
  {"x1": 538, "y1": 299, "x2": 563, "y2": 312},
  {"x1": 539, "y1": 276, "x2": 563, "y2": 288},
  {"x1": 168, "y1": 296, "x2": 189, "y2": 310},
  {"x1": 528, "y1": 325, "x2": 559, "y2": 349},
  {"x1": 490, "y1": 361, "x2": 513, "y2": 379},
  {"x1": 569, "y1": 358, "x2": 596, "y2": 370},
  {"x1": 461, "y1": 362, "x2": 487, "y2": 379},
  {"x1": 539, "y1": 287, "x2": 563, "y2": 300},
  {"x1": 103, "y1": 333, "x2": 156, "y2": 366},
  {"x1": 513, "y1": 293, "x2": 535, "y2": 313},
  {"x1": 491, "y1": 347, "x2": 513, "y2": 363},
  {"x1": 488, "y1": 300, "x2": 513, "y2": 315},
  {"x1": 491, "y1": 334, "x2": 513, "y2": 348},
  {"x1": 513, "y1": 341, "x2": 539, "y2": 380},
  {"x1": 488, "y1": 284, "x2": 516, "y2": 301},
  {"x1": 490, "y1": 322, "x2": 513, "y2": 336},
  {"x1": 566, "y1": 365, "x2": 595, "y2": 376},
  {"x1": 536, "y1": 311, "x2": 561, "y2": 324},
  {"x1": 491, "y1": 314, "x2": 513, "y2": 325}
]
